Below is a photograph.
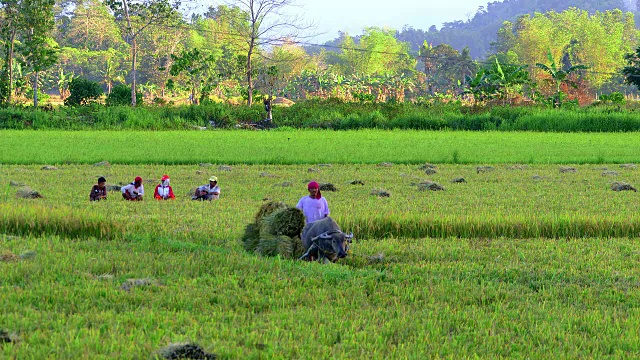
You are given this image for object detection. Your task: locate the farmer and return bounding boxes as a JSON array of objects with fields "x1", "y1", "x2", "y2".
[
  {"x1": 296, "y1": 181, "x2": 329, "y2": 224},
  {"x1": 154, "y1": 174, "x2": 175, "y2": 200},
  {"x1": 89, "y1": 176, "x2": 107, "y2": 201},
  {"x1": 192, "y1": 176, "x2": 220, "y2": 200},
  {"x1": 121, "y1": 176, "x2": 144, "y2": 201}
]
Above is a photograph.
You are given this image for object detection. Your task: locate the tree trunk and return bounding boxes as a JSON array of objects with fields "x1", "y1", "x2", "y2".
[
  {"x1": 131, "y1": 38, "x2": 137, "y2": 106},
  {"x1": 246, "y1": 40, "x2": 254, "y2": 106},
  {"x1": 7, "y1": 29, "x2": 16, "y2": 104},
  {"x1": 33, "y1": 71, "x2": 39, "y2": 107}
]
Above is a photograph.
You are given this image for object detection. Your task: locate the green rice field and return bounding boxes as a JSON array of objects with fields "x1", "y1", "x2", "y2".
[
  {"x1": 2, "y1": 130, "x2": 640, "y2": 164},
  {"x1": 2, "y1": 131, "x2": 640, "y2": 358}
]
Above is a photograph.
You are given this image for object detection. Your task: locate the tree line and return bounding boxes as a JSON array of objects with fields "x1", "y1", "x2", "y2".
[{"x1": 2, "y1": 1, "x2": 640, "y2": 108}]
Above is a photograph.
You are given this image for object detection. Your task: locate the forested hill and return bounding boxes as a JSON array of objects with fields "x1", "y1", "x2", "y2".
[{"x1": 393, "y1": 0, "x2": 633, "y2": 59}]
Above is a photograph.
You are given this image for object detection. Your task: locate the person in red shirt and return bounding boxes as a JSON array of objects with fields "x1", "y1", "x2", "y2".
[{"x1": 154, "y1": 174, "x2": 175, "y2": 200}]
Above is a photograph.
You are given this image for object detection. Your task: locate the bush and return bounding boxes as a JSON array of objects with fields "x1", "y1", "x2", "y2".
[
  {"x1": 106, "y1": 84, "x2": 142, "y2": 106},
  {"x1": 65, "y1": 77, "x2": 103, "y2": 106}
]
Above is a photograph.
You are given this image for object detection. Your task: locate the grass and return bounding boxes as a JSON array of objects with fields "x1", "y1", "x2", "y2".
[
  {"x1": 2, "y1": 162, "x2": 640, "y2": 357},
  {"x1": 3, "y1": 130, "x2": 640, "y2": 165}
]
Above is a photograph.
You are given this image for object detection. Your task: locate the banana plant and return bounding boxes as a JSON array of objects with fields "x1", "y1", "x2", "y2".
[{"x1": 536, "y1": 49, "x2": 588, "y2": 108}]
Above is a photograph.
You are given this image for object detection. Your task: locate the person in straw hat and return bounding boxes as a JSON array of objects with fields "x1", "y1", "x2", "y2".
[{"x1": 192, "y1": 176, "x2": 221, "y2": 200}]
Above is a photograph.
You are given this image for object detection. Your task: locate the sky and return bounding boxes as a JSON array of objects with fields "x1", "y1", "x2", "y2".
[{"x1": 294, "y1": 0, "x2": 493, "y2": 42}]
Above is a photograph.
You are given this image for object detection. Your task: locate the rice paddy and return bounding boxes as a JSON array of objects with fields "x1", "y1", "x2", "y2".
[{"x1": 2, "y1": 132, "x2": 640, "y2": 358}]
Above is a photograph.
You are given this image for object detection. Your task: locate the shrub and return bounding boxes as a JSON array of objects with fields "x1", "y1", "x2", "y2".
[
  {"x1": 65, "y1": 77, "x2": 103, "y2": 106},
  {"x1": 106, "y1": 84, "x2": 142, "y2": 106}
]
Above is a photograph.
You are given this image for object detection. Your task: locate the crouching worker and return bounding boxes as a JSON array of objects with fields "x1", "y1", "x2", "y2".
[
  {"x1": 122, "y1": 176, "x2": 144, "y2": 201},
  {"x1": 90, "y1": 176, "x2": 107, "y2": 201},
  {"x1": 154, "y1": 174, "x2": 175, "y2": 200},
  {"x1": 192, "y1": 176, "x2": 220, "y2": 200}
]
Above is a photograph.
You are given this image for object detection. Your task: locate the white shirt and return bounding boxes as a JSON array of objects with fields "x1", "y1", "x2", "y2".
[
  {"x1": 121, "y1": 183, "x2": 144, "y2": 198},
  {"x1": 296, "y1": 196, "x2": 329, "y2": 224},
  {"x1": 197, "y1": 184, "x2": 220, "y2": 199}
]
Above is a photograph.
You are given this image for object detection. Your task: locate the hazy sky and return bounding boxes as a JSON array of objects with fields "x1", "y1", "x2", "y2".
[{"x1": 296, "y1": 0, "x2": 492, "y2": 42}]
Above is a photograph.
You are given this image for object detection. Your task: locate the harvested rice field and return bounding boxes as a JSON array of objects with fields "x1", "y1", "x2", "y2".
[{"x1": 2, "y1": 131, "x2": 640, "y2": 358}]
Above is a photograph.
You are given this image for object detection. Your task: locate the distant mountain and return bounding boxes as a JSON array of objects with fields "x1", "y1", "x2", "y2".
[
  {"x1": 395, "y1": 0, "x2": 634, "y2": 59},
  {"x1": 308, "y1": 0, "x2": 631, "y2": 59}
]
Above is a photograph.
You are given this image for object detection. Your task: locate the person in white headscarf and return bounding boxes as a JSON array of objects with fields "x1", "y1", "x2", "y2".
[{"x1": 154, "y1": 174, "x2": 175, "y2": 200}]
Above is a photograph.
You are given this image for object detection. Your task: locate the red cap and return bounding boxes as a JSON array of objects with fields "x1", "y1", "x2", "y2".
[
  {"x1": 308, "y1": 181, "x2": 319, "y2": 189},
  {"x1": 135, "y1": 176, "x2": 143, "y2": 182},
  {"x1": 161, "y1": 175, "x2": 170, "y2": 181}
]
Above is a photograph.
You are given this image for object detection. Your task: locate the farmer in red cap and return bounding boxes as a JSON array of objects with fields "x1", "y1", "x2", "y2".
[
  {"x1": 121, "y1": 176, "x2": 144, "y2": 201},
  {"x1": 154, "y1": 174, "x2": 175, "y2": 200},
  {"x1": 296, "y1": 181, "x2": 330, "y2": 224}
]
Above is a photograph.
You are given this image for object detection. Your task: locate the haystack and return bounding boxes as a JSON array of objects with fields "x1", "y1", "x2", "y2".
[
  {"x1": 241, "y1": 223, "x2": 261, "y2": 252},
  {"x1": 611, "y1": 182, "x2": 637, "y2": 192},
  {"x1": 260, "y1": 207, "x2": 305, "y2": 238},
  {"x1": 16, "y1": 187, "x2": 43, "y2": 199},
  {"x1": 241, "y1": 203, "x2": 305, "y2": 259},
  {"x1": 156, "y1": 343, "x2": 216, "y2": 360},
  {"x1": 254, "y1": 201, "x2": 288, "y2": 223},
  {"x1": 319, "y1": 183, "x2": 337, "y2": 192}
]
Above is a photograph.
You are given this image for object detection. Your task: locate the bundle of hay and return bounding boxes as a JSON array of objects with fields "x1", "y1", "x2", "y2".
[
  {"x1": 0, "y1": 329, "x2": 19, "y2": 344},
  {"x1": 254, "y1": 201, "x2": 288, "y2": 223},
  {"x1": 350, "y1": 180, "x2": 365, "y2": 185},
  {"x1": 93, "y1": 161, "x2": 110, "y2": 167},
  {"x1": 424, "y1": 168, "x2": 437, "y2": 175},
  {"x1": 156, "y1": 343, "x2": 216, "y2": 360},
  {"x1": 611, "y1": 182, "x2": 637, "y2": 192},
  {"x1": 371, "y1": 189, "x2": 391, "y2": 197},
  {"x1": 260, "y1": 207, "x2": 306, "y2": 238},
  {"x1": 560, "y1": 166, "x2": 577, "y2": 173},
  {"x1": 451, "y1": 177, "x2": 466, "y2": 183},
  {"x1": 16, "y1": 187, "x2": 43, "y2": 199},
  {"x1": 476, "y1": 166, "x2": 494, "y2": 173},
  {"x1": 417, "y1": 181, "x2": 445, "y2": 191},
  {"x1": 120, "y1": 278, "x2": 162, "y2": 292},
  {"x1": 418, "y1": 163, "x2": 436, "y2": 170},
  {"x1": 106, "y1": 184, "x2": 121, "y2": 192},
  {"x1": 319, "y1": 183, "x2": 337, "y2": 192},
  {"x1": 241, "y1": 202, "x2": 305, "y2": 258}
]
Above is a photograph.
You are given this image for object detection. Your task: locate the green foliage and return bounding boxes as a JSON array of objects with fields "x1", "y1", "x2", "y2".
[
  {"x1": 466, "y1": 58, "x2": 532, "y2": 102},
  {"x1": 65, "y1": 77, "x2": 103, "y2": 106},
  {"x1": 168, "y1": 48, "x2": 218, "y2": 104},
  {"x1": 105, "y1": 84, "x2": 141, "y2": 106},
  {"x1": 536, "y1": 49, "x2": 588, "y2": 108},
  {"x1": 622, "y1": 46, "x2": 640, "y2": 90},
  {"x1": 597, "y1": 92, "x2": 625, "y2": 105}
]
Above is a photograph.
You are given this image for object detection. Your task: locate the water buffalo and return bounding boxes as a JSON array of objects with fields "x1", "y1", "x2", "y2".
[{"x1": 299, "y1": 217, "x2": 353, "y2": 262}]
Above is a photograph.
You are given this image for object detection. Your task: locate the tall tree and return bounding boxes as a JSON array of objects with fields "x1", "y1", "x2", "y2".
[
  {"x1": 107, "y1": 0, "x2": 180, "y2": 105},
  {"x1": 226, "y1": 0, "x2": 313, "y2": 106},
  {"x1": 0, "y1": 0, "x2": 20, "y2": 103},
  {"x1": 20, "y1": 0, "x2": 59, "y2": 107}
]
